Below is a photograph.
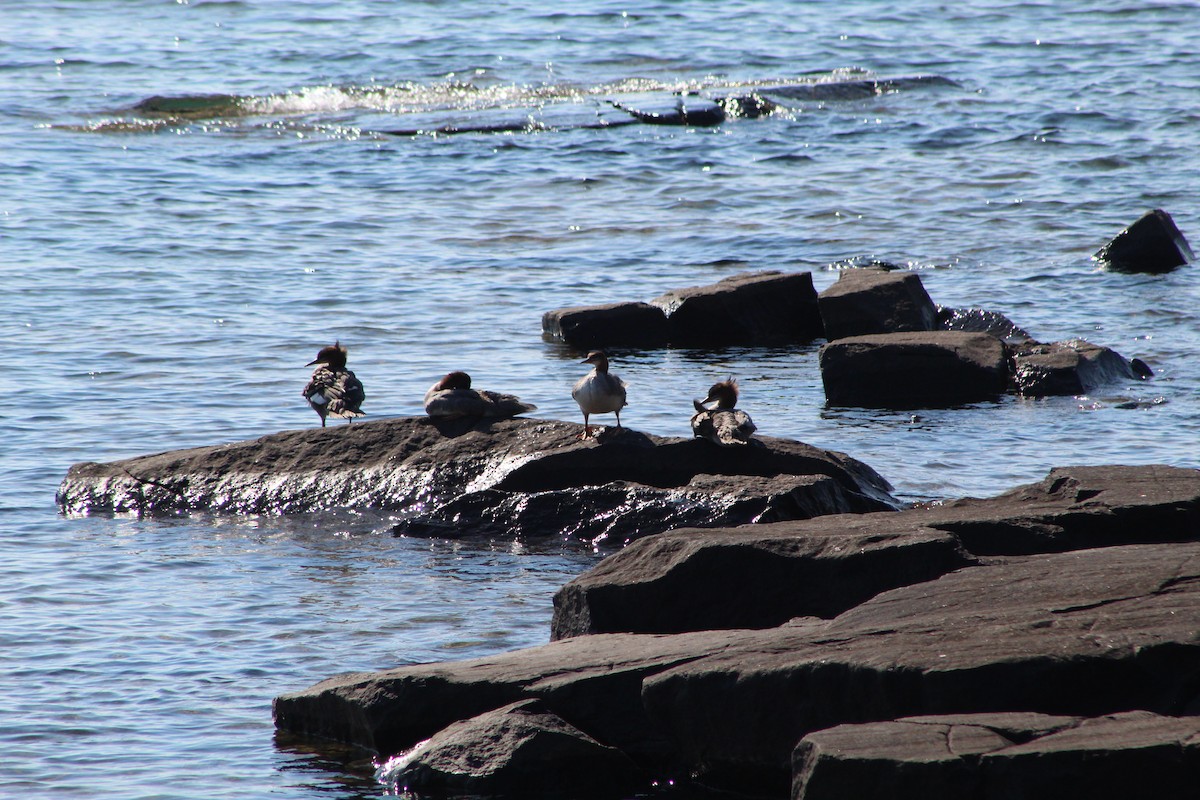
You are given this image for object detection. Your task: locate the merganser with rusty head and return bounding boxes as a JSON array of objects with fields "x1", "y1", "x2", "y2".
[
  {"x1": 424, "y1": 371, "x2": 537, "y2": 419},
  {"x1": 302, "y1": 342, "x2": 365, "y2": 427},
  {"x1": 572, "y1": 350, "x2": 627, "y2": 439},
  {"x1": 691, "y1": 378, "x2": 756, "y2": 446}
]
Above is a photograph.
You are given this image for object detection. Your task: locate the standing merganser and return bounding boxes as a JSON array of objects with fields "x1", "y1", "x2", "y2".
[
  {"x1": 424, "y1": 371, "x2": 537, "y2": 419},
  {"x1": 690, "y1": 378, "x2": 756, "y2": 446},
  {"x1": 302, "y1": 342, "x2": 365, "y2": 427},
  {"x1": 572, "y1": 350, "x2": 627, "y2": 439}
]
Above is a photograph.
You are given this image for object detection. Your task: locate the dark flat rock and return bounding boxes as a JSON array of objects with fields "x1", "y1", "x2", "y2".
[
  {"x1": 56, "y1": 417, "x2": 896, "y2": 543},
  {"x1": 275, "y1": 538, "x2": 1200, "y2": 796},
  {"x1": 817, "y1": 269, "x2": 938, "y2": 341},
  {"x1": 819, "y1": 331, "x2": 1009, "y2": 407},
  {"x1": 542, "y1": 270, "x2": 823, "y2": 348},
  {"x1": 793, "y1": 711, "x2": 1200, "y2": 800},
  {"x1": 551, "y1": 464, "x2": 1200, "y2": 636},
  {"x1": 650, "y1": 270, "x2": 824, "y2": 346},
  {"x1": 1094, "y1": 208, "x2": 1193, "y2": 273},
  {"x1": 541, "y1": 302, "x2": 669, "y2": 349},
  {"x1": 937, "y1": 306, "x2": 1033, "y2": 343}
]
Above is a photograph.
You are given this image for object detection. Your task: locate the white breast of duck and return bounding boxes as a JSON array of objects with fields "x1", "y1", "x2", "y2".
[{"x1": 572, "y1": 352, "x2": 628, "y2": 414}]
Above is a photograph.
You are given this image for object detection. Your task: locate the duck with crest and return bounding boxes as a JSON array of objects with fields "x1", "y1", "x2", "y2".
[
  {"x1": 424, "y1": 371, "x2": 537, "y2": 419},
  {"x1": 572, "y1": 350, "x2": 627, "y2": 439},
  {"x1": 302, "y1": 342, "x2": 365, "y2": 427},
  {"x1": 691, "y1": 378, "x2": 756, "y2": 446}
]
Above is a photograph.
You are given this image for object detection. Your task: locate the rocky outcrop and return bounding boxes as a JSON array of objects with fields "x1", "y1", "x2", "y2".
[
  {"x1": 550, "y1": 464, "x2": 1200, "y2": 637},
  {"x1": 819, "y1": 331, "x2": 1009, "y2": 406},
  {"x1": 542, "y1": 271, "x2": 824, "y2": 349},
  {"x1": 817, "y1": 269, "x2": 938, "y2": 341},
  {"x1": 55, "y1": 416, "x2": 896, "y2": 543},
  {"x1": 1094, "y1": 208, "x2": 1194, "y2": 273},
  {"x1": 275, "y1": 533, "x2": 1200, "y2": 797},
  {"x1": 792, "y1": 710, "x2": 1200, "y2": 800}
]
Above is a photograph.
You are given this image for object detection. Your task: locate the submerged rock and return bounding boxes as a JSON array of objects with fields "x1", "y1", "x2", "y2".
[
  {"x1": 819, "y1": 331, "x2": 1009, "y2": 407},
  {"x1": 1094, "y1": 208, "x2": 1193, "y2": 273},
  {"x1": 56, "y1": 416, "x2": 896, "y2": 543}
]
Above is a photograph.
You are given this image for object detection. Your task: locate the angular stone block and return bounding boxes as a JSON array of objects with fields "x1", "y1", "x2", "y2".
[
  {"x1": 818, "y1": 331, "x2": 1008, "y2": 407},
  {"x1": 818, "y1": 269, "x2": 938, "y2": 341},
  {"x1": 541, "y1": 301, "x2": 669, "y2": 348},
  {"x1": 650, "y1": 271, "x2": 824, "y2": 346}
]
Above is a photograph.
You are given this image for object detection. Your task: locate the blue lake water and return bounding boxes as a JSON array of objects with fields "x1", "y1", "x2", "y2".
[{"x1": 3, "y1": 1, "x2": 1199, "y2": 797}]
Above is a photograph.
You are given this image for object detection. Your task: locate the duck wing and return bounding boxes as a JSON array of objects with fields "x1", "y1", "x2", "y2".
[
  {"x1": 478, "y1": 390, "x2": 538, "y2": 418},
  {"x1": 322, "y1": 369, "x2": 366, "y2": 418}
]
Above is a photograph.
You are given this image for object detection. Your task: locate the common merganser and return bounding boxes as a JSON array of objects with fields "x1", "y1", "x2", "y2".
[
  {"x1": 572, "y1": 350, "x2": 627, "y2": 439},
  {"x1": 424, "y1": 371, "x2": 537, "y2": 419},
  {"x1": 302, "y1": 342, "x2": 365, "y2": 427},
  {"x1": 690, "y1": 378, "x2": 756, "y2": 446}
]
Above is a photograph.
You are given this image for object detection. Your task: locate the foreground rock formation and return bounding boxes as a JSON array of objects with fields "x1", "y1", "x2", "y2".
[
  {"x1": 273, "y1": 464, "x2": 1200, "y2": 799},
  {"x1": 56, "y1": 416, "x2": 895, "y2": 544}
]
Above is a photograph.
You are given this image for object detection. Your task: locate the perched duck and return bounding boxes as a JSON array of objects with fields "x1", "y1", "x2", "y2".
[
  {"x1": 302, "y1": 342, "x2": 365, "y2": 427},
  {"x1": 690, "y1": 378, "x2": 756, "y2": 446},
  {"x1": 572, "y1": 350, "x2": 627, "y2": 439},
  {"x1": 423, "y1": 371, "x2": 537, "y2": 419}
]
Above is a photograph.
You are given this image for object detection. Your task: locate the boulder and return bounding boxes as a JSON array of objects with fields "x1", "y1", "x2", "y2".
[
  {"x1": 375, "y1": 699, "x2": 645, "y2": 797},
  {"x1": 1094, "y1": 209, "x2": 1193, "y2": 273},
  {"x1": 1011, "y1": 338, "x2": 1143, "y2": 396},
  {"x1": 541, "y1": 301, "x2": 669, "y2": 349},
  {"x1": 56, "y1": 417, "x2": 897, "y2": 543},
  {"x1": 649, "y1": 271, "x2": 824, "y2": 346},
  {"x1": 543, "y1": 271, "x2": 823, "y2": 348},
  {"x1": 793, "y1": 711, "x2": 1200, "y2": 800},
  {"x1": 819, "y1": 331, "x2": 1008, "y2": 407},
  {"x1": 817, "y1": 269, "x2": 938, "y2": 341},
  {"x1": 551, "y1": 465, "x2": 1200, "y2": 636},
  {"x1": 275, "y1": 539, "x2": 1200, "y2": 797}
]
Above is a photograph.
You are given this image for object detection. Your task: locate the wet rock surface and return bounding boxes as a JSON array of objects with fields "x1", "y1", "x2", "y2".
[
  {"x1": 56, "y1": 416, "x2": 896, "y2": 543},
  {"x1": 1010, "y1": 337, "x2": 1143, "y2": 395},
  {"x1": 274, "y1": 465, "x2": 1200, "y2": 798}
]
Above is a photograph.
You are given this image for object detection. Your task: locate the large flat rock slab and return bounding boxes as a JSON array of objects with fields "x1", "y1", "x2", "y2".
[
  {"x1": 276, "y1": 540, "x2": 1200, "y2": 796},
  {"x1": 793, "y1": 710, "x2": 1200, "y2": 800},
  {"x1": 551, "y1": 465, "x2": 1200, "y2": 636},
  {"x1": 56, "y1": 416, "x2": 896, "y2": 542}
]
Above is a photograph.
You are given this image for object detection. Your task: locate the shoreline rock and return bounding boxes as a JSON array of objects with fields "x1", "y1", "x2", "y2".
[
  {"x1": 273, "y1": 465, "x2": 1200, "y2": 799},
  {"x1": 56, "y1": 416, "x2": 897, "y2": 544}
]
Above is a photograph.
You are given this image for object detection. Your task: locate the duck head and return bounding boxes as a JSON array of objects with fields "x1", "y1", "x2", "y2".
[
  {"x1": 697, "y1": 378, "x2": 739, "y2": 410},
  {"x1": 581, "y1": 351, "x2": 611, "y2": 372},
  {"x1": 434, "y1": 371, "x2": 472, "y2": 391},
  {"x1": 307, "y1": 342, "x2": 348, "y2": 369}
]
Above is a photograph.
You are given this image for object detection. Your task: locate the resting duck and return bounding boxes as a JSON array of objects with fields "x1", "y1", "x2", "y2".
[
  {"x1": 302, "y1": 342, "x2": 365, "y2": 427},
  {"x1": 424, "y1": 371, "x2": 537, "y2": 419},
  {"x1": 690, "y1": 378, "x2": 756, "y2": 446},
  {"x1": 572, "y1": 350, "x2": 627, "y2": 439}
]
